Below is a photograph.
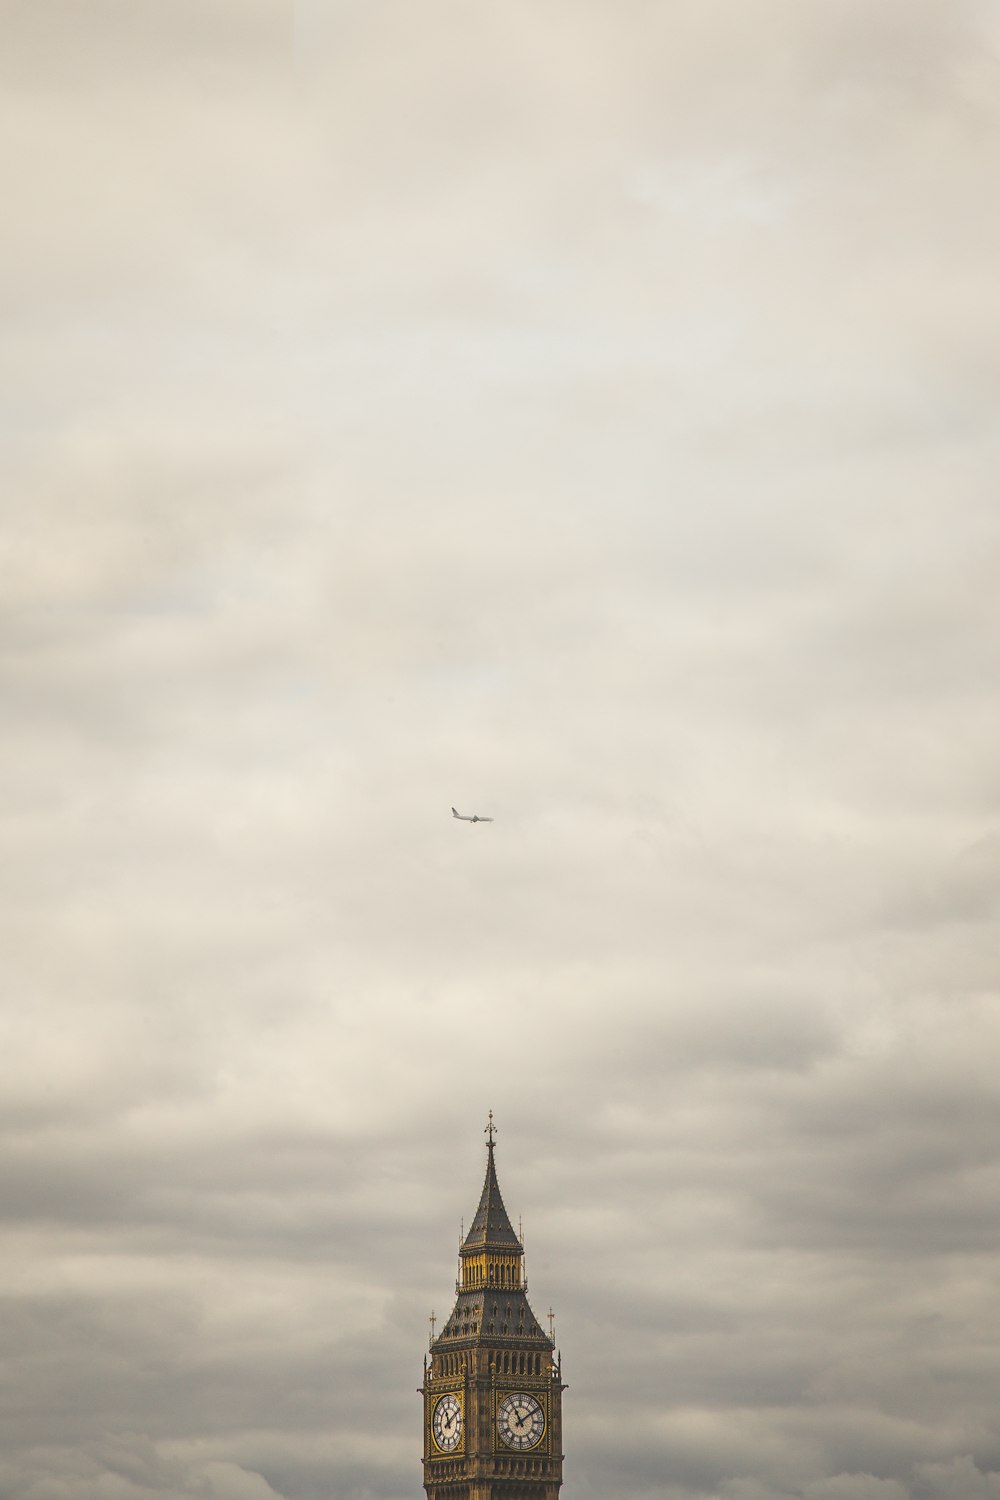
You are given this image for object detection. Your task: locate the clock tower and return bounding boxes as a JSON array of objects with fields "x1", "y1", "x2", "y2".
[{"x1": 420, "y1": 1116, "x2": 565, "y2": 1500}]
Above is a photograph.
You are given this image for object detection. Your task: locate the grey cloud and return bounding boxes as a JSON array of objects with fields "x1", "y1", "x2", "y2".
[{"x1": 3, "y1": 1, "x2": 1000, "y2": 1497}]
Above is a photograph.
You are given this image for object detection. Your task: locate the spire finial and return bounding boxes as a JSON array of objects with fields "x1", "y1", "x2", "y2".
[{"x1": 485, "y1": 1109, "x2": 496, "y2": 1147}]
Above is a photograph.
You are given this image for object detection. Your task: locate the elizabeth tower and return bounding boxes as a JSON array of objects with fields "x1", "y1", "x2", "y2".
[{"x1": 420, "y1": 1117, "x2": 565, "y2": 1500}]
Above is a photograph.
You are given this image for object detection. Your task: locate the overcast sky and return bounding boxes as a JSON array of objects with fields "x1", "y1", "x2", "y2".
[{"x1": 3, "y1": 3, "x2": 1000, "y2": 1498}]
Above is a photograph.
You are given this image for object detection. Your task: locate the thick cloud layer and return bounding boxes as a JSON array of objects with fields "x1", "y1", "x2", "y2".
[{"x1": 2, "y1": 2, "x2": 1000, "y2": 1497}]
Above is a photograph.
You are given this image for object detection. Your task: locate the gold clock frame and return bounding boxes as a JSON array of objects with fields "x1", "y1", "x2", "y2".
[
  {"x1": 428, "y1": 1386, "x2": 466, "y2": 1458},
  {"x1": 493, "y1": 1386, "x2": 547, "y2": 1454}
]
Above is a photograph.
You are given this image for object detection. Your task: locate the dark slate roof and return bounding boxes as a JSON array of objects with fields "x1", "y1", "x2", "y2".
[
  {"x1": 431, "y1": 1288, "x2": 552, "y2": 1352},
  {"x1": 461, "y1": 1142, "x2": 522, "y2": 1253}
]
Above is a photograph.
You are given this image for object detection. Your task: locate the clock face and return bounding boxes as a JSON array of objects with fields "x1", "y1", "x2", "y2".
[
  {"x1": 432, "y1": 1393, "x2": 463, "y2": 1453},
  {"x1": 497, "y1": 1391, "x2": 545, "y2": 1451}
]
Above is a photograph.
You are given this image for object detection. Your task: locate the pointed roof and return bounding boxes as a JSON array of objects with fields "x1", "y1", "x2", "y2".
[{"x1": 462, "y1": 1138, "x2": 522, "y2": 1253}]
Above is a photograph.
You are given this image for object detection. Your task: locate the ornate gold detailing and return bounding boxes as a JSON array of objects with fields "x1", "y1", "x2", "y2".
[
  {"x1": 494, "y1": 1389, "x2": 547, "y2": 1453},
  {"x1": 428, "y1": 1389, "x2": 466, "y2": 1457},
  {"x1": 460, "y1": 1251, "x2": 523, "y2": 1290}
]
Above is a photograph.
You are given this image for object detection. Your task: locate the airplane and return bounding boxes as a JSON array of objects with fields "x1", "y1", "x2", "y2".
[{"x1": 452, "y1": 806, "x2": 494, "y2": 823}]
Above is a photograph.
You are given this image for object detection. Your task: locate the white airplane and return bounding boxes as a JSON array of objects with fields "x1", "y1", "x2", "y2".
[{"x1": 452, "y1": 806, "x2": 494, "y2": 823}]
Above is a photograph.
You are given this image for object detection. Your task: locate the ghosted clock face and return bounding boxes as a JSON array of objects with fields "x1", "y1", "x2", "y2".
[
  {"x1": 432, "y1": 1393, "x2": 463, "y2": 1452},
  {"x1": 497, "y1": 1391, "x2": 544, "y2": 1450}
]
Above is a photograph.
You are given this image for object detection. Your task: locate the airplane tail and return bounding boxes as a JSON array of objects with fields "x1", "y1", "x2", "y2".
[{"x1": 451, "y1": 807, "x2": 459, "y2": 817}]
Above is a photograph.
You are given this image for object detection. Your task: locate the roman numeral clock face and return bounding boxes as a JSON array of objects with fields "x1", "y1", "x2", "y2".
[
  {"x1": 497, "y1": 1391, "x2": 545, "y2": 1450},
  {"x1": 432, "y1": 1393, "x2": 463, "y2": 1452}
]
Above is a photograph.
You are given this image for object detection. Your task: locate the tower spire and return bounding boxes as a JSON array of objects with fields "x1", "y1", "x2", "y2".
[{"x1": 463, "y1": 1115, "x2": 520, "y2": 1254}]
